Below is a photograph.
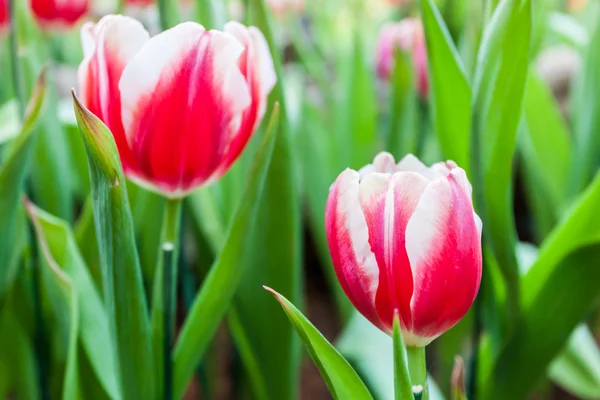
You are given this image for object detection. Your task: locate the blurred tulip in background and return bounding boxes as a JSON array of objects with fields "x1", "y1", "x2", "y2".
[
  {"x1": 376, "y1": 18, "x2": 429, "y2": 97},
  {"x1": 29, "y1": 0, "x2": 90, "y2": 30}
]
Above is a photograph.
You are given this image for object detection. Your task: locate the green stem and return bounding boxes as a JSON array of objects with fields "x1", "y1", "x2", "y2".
[
  {"x1": 407, "y1": 346, "x2": 428, "y2": 400},
  {"x1": 161, "y1": 198, "x2": 182, "y2": 400},
  {"x1": 8, "y1": 0, "x2": 25, "y2": 118}
]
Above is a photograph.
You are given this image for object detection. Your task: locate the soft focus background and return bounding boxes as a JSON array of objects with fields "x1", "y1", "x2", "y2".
[{"x1": 2, "y1": 0, "x2": 600, "y2": 399}]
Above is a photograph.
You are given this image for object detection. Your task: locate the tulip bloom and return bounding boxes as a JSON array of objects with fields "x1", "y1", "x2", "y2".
[
  {"x1": 29, "y1": 0, "x2": 89, "y2": 30},
  {"x1": 78, "y1": 15, "x2": 276, "y2": 197},
  {"x1": 266, "y1": 0, "x2": 304, "y2": 18},
  {"x1": 0, "y1": 0, "x2": 8, "y2": 36},
  {"x1": 325, "y1": 152, "x2": 482, "y2": 346},
  {"x1": 376, "y1": 19, "x2": 428, "y2": 98}
]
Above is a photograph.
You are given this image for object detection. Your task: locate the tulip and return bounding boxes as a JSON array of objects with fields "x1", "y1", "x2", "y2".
[
  {"x1": 78, "y1": 15, "x2": 276, "y2": 198},
  {"x1": 0, "y1": 0, "x2": 8, "y2": 36},
  {"x1": 266, "y1": 0, "x2": 304, "y2": 18},
  {"x1": 29, "y1": 0, "x2": 89, "y2": 30},
  {"x1": 325, "y1": 152, "x2": 482, "y2": 346},
  {"x1": 376, "y1": 19, "x2": 428, "y2": 98}
]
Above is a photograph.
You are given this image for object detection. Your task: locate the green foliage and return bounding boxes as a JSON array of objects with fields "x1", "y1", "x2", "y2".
[
  {"x1": 266, "y1": 287, "x2": 374, "y2": 400},
  {"x1": 72, "y1": 93, "x2": 154, "y2": 400}
]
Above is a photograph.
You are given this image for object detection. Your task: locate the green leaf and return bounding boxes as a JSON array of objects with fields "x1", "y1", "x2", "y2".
[
  {"x1": 173, "y1": 105, "x2": 280, "y2": 399},
  {"x1": 520, "y1": 71, "x2": 572, "y2": 239},
  {"x1": 522, "y1": 171, "x2": 600, "y2": 308},
  {"x1": 480, "y1": 243, "x2": 600, "y2": 399},
  {"x1": 26, "y1": 202, "x2": 120, "y2": 400},
  {"x1": 0, "y1": 289, "x2": 39, "y2": 400},
  {"x1": 421, "y1": 0, "x2": 471, "y2": 171},
  {"x1": 72, "y1": 92, "x2": 154, "y2": 400},
  {"x1": 0, "y1": 69, "x2": 46, "y2": 301},
  {"x1": 392, "y1": 316, "x2": 413, "y2": 400},
  {"x1": 567, "y1": 7, "x2": 600, "y2": 197},
  {"x1": 470, "y1": 0, "x2": 532, "y2": 325},
  {"x1": 265, "y1": 287, "x2": 373, "y2": 400},
  {"x1": 0, "y1": 99, "x2": 21, "y2": 146},
  {"x1": 549, "y1": 324, "x2": 600, "y2": 399},
  {"x1": 228, "y1": 3, "x2": 305, "y2": 398}
]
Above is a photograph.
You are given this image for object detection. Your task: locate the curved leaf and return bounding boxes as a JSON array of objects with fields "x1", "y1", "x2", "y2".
[
  {"x1": 173, "y1": 105, "x2": 280, "y2": 399},
  {"x1": 0, "y1": 69, "x2": 46, "y2": 301},
  {"x1": 265, "y1": 287, "x2": 373, "y2": 400}
]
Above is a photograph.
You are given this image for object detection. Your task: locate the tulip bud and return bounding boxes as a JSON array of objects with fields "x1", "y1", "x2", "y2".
[
  {"x1": 376, "y1": 19, "x2": 429, "y2": 98},
  {"x1": 29, "y1": 0, "x2": 89, "y2": 31},
  {"x1": 325, "y1": 152, "x2": 482, "y2": 346},
  {"x1": 78, "y1": 15, "x2": 276, "y2": 198}
]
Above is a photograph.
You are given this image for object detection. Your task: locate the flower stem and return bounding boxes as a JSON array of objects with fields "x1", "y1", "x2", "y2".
[
  {"x1": 161, "y1": 198, "x2": 182, "y2": 400},
  {"x1": 407, "y1": 346, "x2": 428, "y2": 400}
]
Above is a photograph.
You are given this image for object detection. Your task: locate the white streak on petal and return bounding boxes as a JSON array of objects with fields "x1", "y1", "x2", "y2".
[
  {"x1": 405, "y1": 178, "x2": 453, "y2": 293},
  {"x1": 337, "y1": 170, "x2": 380, "y2": 297}
]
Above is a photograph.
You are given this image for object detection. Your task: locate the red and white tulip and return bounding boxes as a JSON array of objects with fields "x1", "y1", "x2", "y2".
[
  {"x1": 78, "y1": 15, "x2": 276, "y2": 198},
  {"x1": 325, "y1": 152, "x2": 482, "y2": 346},
  {"x1": 29, "y1": 0, "x2": 89, "y2": 30},
  {"x1": 376, "y1": 19, "x2": 429, "y2": 98}
]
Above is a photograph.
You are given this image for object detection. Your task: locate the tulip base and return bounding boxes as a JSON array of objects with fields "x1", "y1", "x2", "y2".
[{"x1": 407, "y1": 346, "x2": 428, "y2": 400}]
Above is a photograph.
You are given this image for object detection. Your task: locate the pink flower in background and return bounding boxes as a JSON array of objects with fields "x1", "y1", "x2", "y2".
[
  {"x1": 29, "y1": 0, "x2": 89, "y2": 30},
  {"x1": 78, "y1": 15, "x2": 276, "y2": 198},
  {"x1": 325, "y1": 152, "x2": 482, "y2": 346},
  {"x1": 266, "y1": 0, "x2": 304, "y2": 18},
  {"x1": 376, "y1": 19, "x2": 429, "y2": 98}
]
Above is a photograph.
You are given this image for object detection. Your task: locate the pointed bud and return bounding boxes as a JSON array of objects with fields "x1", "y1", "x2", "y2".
[{"x1": 451, "y1": 356, "x2": 467, "y2": 400}]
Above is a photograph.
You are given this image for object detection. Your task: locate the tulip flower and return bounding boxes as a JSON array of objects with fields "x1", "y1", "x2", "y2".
[
  {"x1": 0, "y1": 0, "x2": 8, "y2": 36},
  {"x1": 376, "y1": 19, "x2": 428, "y2": 98},
  {"x1": 78, "y1": 15, "x2": 276, "y2": 198},
  {"x1": 325, "y1": 152, "x2": 482, "y2": 346},
  {"x1": 29, "y1": 0, "x2": 89, "y2": 30},
  {"x1": 266, "y1": 0, "x2": 304, "y2": 18}
]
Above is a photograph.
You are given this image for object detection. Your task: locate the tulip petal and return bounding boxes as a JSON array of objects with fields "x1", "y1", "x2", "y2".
[
  {"x1": 119, "y1": 22, "x2": 252, "y2": 195},
  {"x1": 325, "y1": 169, "x2": 381, "y2": 330},
  {"x1": 358, "y1": 171, "x2": 429, "y2": 331},
  {"x1": 223, "y1": 22, "x2": 276, "y2": 172},
  {"x1": 406, "y1": 175, "x2": 482, "y2": 343},
  {"x1": 78, "y1": 15, "x2": 149, "y2": 174}
]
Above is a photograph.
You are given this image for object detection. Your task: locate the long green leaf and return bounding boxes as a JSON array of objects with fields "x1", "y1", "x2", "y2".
[
  {"x1": 0, "y1": 69, "x2": 46, "y2": 301},
  {"x1": 520, "y1": 71, "x2": 572, "y2": 239},
  {"x1": 421, "y1": 0, "x2": 471, "y2": 171},
  {"x1": 265, "y1": 287, "x2": 373, "y2": 400},
  {"x1": 26, "y1": 202, "x2": 120, "y2": 400},
  {"x1": 481, "y1": 243, "x2": 600, "y2": 399},
  {"x1": 470, "y1": 0, "x2": 532, "y2": 325},
  {"x1": 568, "y1": 8, "x2": 600, "y2": 197},
  {"x1": 173, "y1": 105, "x2": 280, "y2": 399},
  {"x1": 549, "y1": 324, "x2": 600, "y2": 399},
  {"x1": 232, "y1": 2, "x2": 305, "y2": 398},
  {"x1": 72, "y1": 92, "x2": 154, "y2": 400}
]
